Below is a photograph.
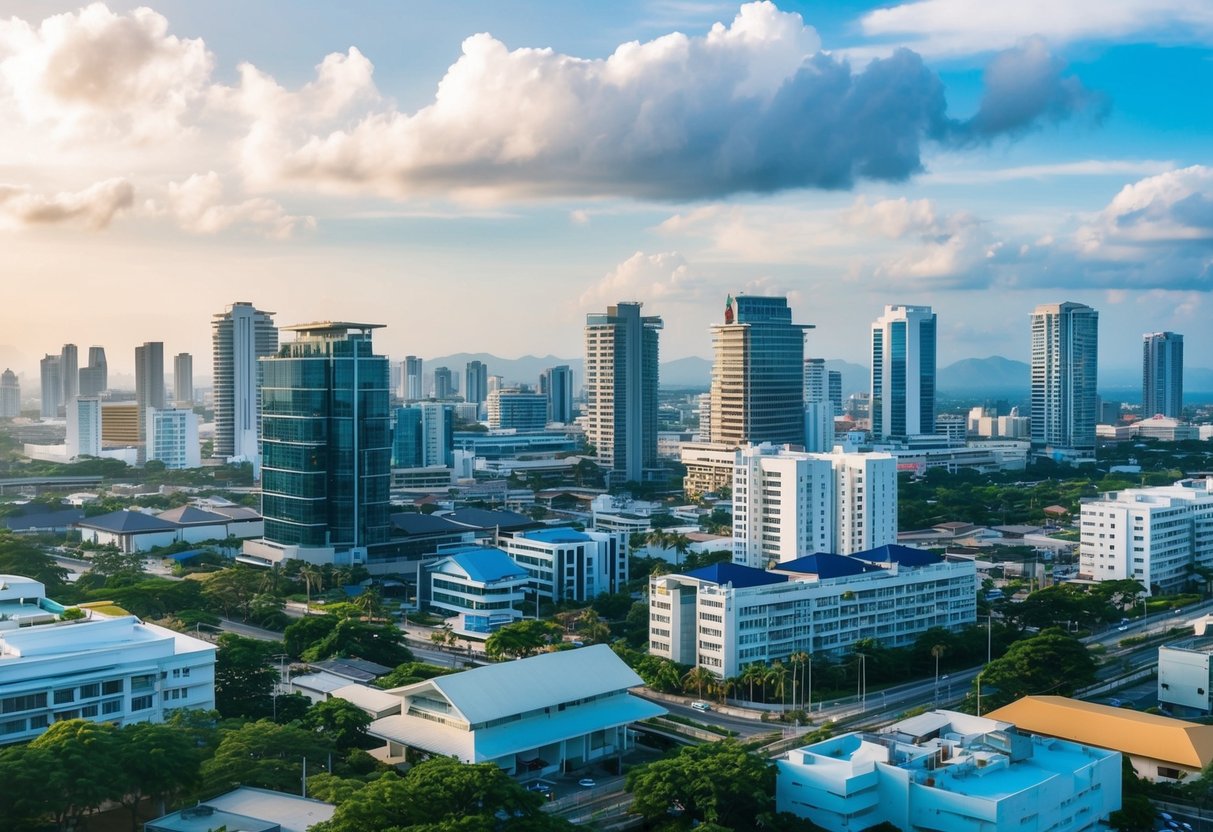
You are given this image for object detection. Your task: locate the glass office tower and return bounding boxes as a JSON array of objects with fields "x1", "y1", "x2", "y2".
[{"x1": 260, "y1": 322, "x2": 391, "y2": 552}]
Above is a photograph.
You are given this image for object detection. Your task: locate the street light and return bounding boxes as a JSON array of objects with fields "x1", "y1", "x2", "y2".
[{"x1": 270, "y1": 653, "x2": 289, "y2": 720}]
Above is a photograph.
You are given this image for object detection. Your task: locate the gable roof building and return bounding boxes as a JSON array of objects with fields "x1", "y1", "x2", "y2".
[
  {"x1": 368, "y1": 644, "x2": 665, "y2": 775},
  {"x1": 987, "y1": 695, "x2": 1213, "y2": 781}
]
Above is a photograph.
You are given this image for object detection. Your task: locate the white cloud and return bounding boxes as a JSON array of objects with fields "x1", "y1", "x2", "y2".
[
  {"x1": 0, "y1": 3, "x2": 213, "y2": 143},
  {"x1": 581, "y1": 251, "x2": 701, "y2": 307},
  {"x1": 158, "y1": 172, "x2": 315, "y2": 239},
  {"x1": 859, "y1": 0, "x2": 1213, "y2": 57},
  {"x1": 924, "y1": 159, "x2": 1176, "y2": 185},
  {"x1": 0, "y1": 178, "x2": 133, "y2": 229}
]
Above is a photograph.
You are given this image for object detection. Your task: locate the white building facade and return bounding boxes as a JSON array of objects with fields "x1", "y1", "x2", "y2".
[
  {"x1": 0, "y1": 575, "x2": 216, "y2": 745},
  {"x1": 776, "y1": 711, "x2": 1121, "y2": 832},
  {"x1": 500, "y1": 528, "x2": 628, "y2": 603},
  {"x1": 650, "y1": 548, "x2": 976, "y2": 678},
  {"x1": 147, "y1": 407, "x2": 201, "y2": 469},
  {"x1": 1031, "y1": 301, "x2": 1099, "y2": 464},
  {"x1": 66, "y1": 396, "x2": 102, "y2": 459},
  {"x1": 732, "y1": 444, "x2": 897, "y2": 568},
  {"x1": 1079, "y1": 478, "x2": 1213, "y2": 594},
  {"x1": 871, "y1": 304, "x2": 937, "y2": 441}
]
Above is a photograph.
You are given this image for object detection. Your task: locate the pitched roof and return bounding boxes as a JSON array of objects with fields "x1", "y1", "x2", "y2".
[
  {"x1": 156, "y1": 505, "x2": 230, "y2": 525},
  {"x1": 432, "y1": 547, "x2": 528, "y2": 583},
  {"x1": 204, "y1": 504, "x2": 262, "y2": 521},
  {"x1": 774, "y1": 553, "x2": 884, "y2": 579},
  {"x1": 987, "y1": 695, "x2": 1213, "y2": 769},
  {"x1": 77, "y1": 509, "x2": 177, "y2": 533},
  {"x1": 396, "y1": 644, "x2": 643, "y2": 726},
  {"x1": 852, "y1": 544, "x2": 942, "y2": 567},
  {"x1": 3, "y1": 508, "x2": 83, "y2": 531},
  {"x1": 389, "y1": 513, "x2": 469, "y2": 535},
  {"x1": 683, "y1": 562, "x2": 788, "y2": 589},
  {"x1": 311, "y1": 657, "x2": 392, "y2": 682},
  {"x1": 441, "y1": 508, "x2": 537, "y2": 532}
]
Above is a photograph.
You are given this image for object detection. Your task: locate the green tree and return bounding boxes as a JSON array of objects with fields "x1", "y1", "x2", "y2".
[
  {"x1": 202, "y1": 567, "x2": 266, "y2": 621},
  {"x1": 484, "y1": 619, "x2": 561, "y2": 660},
  {"x1": 29, "y1": 719, "x2": 121, "y2": 830},
  {"x1": 305, "y1": 698, "x2": 373, "y2": 750},
  {"x1": 970, "y1": 628, "x2": 1097, "y2": 712},
  {"x1": 375, "y1": 660, "x2": 456, "y2": 689},
  {"x1": 1110, "y1": 757, "x2": 1158, "y2": 830},
  {"x1": 626, "y1": 740, "x2": 775, "y2": 829},
  {"x1": 300, "y1": 617, "x2": 413, "y2": 667},
  {"x1": 201, "y1": 720, "x2": 335, "y2": 795},
  {"x1": 682, "y1": 665, "x2": 714, "y2": 699},
  {"x1": 0, "y1": 532, "x2": 68, "y2": 593},
  {"x1": 114, "y1": 722, "x2": 203, "y2": 830},
  {"x1": 87, "y1": 547, "x2": 146, "y2": 581},
  {"x1": 284, "y1": 614, "x2": 339, "y2": 659},
  {"x1": 214, "y1": 632, "x2": 278, "y2": 718}
]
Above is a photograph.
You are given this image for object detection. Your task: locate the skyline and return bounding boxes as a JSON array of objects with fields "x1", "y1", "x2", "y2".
[{"x1": 2, "y1": 1, "x2": 1211, "y2": 376}]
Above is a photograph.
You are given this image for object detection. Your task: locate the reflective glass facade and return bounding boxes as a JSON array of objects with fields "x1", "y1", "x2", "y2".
[
  {"x1": 261, "y1": 329, "x2": 390, "y2": 550},
  {"x1": 870, "y1": 305, "x2": 936, "y2": 440}
]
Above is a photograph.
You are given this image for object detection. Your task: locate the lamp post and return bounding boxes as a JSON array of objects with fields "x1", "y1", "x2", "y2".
[
  {"x1": 976, "y1": 669, "x2": 985, "y2": 717},
  {"x1": 270, "y1": 653, "x2": 289, "y2": 720}
]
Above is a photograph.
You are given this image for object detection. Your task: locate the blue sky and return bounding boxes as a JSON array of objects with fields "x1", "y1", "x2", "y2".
[{"x1": 0, "y1": 0, "x2": 1210, "y2": 379}]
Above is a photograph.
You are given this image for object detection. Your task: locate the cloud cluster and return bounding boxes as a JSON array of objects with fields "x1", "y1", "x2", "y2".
[
  {"x1": 158, "y1": 173, "x2": 315, "y2": 240},
  {"x1": 0, "y1": 178, "x2": 133, "y2": 229},
  {"x1": 581, "y1": 251, "x2": 700, "y2": 306},
  {"x1": 860, "y1": 0, "x2": 1213, "y2": 56},
  {"x1": 0, "y1": 3, "x2": 212, "y2": 143}
]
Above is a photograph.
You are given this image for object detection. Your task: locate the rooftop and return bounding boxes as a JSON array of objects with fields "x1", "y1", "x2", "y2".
[
  {"x1": 156, "y1": 505, "x2": 231, "y2": 526},
  {"x1": 683, "y1": 562, "x2": 789, "y2": 589},
  {"x1": 280, "y1": 321, "x2": 385, "y2": 333},
  {"x1": 520, "y1": 528, "x2": 592, "y2": 545},
  {"x1": 987, "y1": 695, "x2": 1213, "y2": 769},
  {"x1": 77, "y1": 509, "x2": 177, "y2": 533},
  {"x1": 442, "y1": 507, "x2": 538, "y2": 532},
  {"x1": 852, "y1": 543, "x2": 942, "y2": 567},
  {"x1": 146, "y1": 787, "x2": 335, "y2": 832},
  {"x1": 773, "y1": 553, "x2": 884, "y2": 579},
  {"x1": 431, "y1": 547, "x2": 528, "y2": 584}
]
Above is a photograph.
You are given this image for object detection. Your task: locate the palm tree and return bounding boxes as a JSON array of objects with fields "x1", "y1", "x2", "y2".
[
  {"x1": 299, "y1": 564, "x2": 322, "y2": 608},
  {"x1": 790, "y1": 651, "x2": 810, "y2": 711},
  {"x1": 741, "y1": 663, "x2": 765, "y2": 704},
  {"x1": 681, "y1": 666, "x2": 714, "y2": 699},
  {"x1": 668, "y1": 532, "x2": 692, "y2": 566},
  {"x1": 767, "y1": 661, "x2": 789, "y2": 711},
  {"x1": 932, "y1": 643, "x2": 947, "y2": 705},
  {"x1": 715, "y1": 675, "x2": 737, "y2": 705},
  {"x1": 354, "y1": 588, "x2": 384, "y2": 620}
]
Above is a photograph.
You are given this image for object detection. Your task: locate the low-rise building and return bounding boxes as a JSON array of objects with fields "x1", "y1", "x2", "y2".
[
  {"x1": 146, "y1": 787, "x2": 335, "y2": 832},
  {"x1": 368, "y1": 644, "x2": 665, "y2": 775},
  {"x1": 77, "y1": 506, "x2": 264, "y2": 553},
  {"x1": 500, "y1": 528, "x2": 628, "y2": 603},
  {"x1": 425, "y1": 546, "x2": 530, "y2": 630},
  {"x1": 988, "y1": 695, "x2": 1213, "y2": 783},
  {"x1": 680, "y1": 442, "x2": 737, "y2": 498},
  {"x1": 0, "y1": 575, "x2": 215, "y2": 745},
  {"x1": 650, "y1": 545, "x2": 976, "y2": 678},
  {"x1": 776, "y1": 709, "x2": 1120, "y2": 832},
  {"x1": 1158, "y1": 638, "x2": 1213, "y2": 716}
]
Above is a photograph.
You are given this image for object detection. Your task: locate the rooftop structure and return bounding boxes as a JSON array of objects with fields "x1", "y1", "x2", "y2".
[
  {"x1": 369, "y1": 644, "x2": 665, "y2": 775},
  {"x1": 777, "y1": 709, "x2": 1120, "y2": 832},
  {"x1": 146, "y1": 787, "x2": 334, "y2": 832}
]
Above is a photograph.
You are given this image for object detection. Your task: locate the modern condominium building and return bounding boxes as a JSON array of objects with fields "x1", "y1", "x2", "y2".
[
  {"x1": 212, "y1": 302, "x2": 278, "y2": 467},
  {"x1": 146, "y1": 407, "x2": 201, "y2": 469},
  {"x1": 0, "y1": 369, "x2": 20, "y2": 418},
  {"x1": 250, "y1": 322, "x2": 391, "y2": 565},
  {"x1": 499, "y1": 528, "x2": 628, "y2": 603},
  {"x1": 650, "y1": 546, "x2": 976, "y2": 678},
  {"x1": 540, "y1": 364, "x2": 574, "y2": 424},
  {"x1": 39, "y1": 354, "x2": 61, "y2": 419},
  {"x1": 486, "y1": 387, "x2": 548, "y2": 431},
  {"x1": 404, "y1": 356, "x2": 423, "y2": 401},
  {"x1": 584, "y1": 302, "x2": 662, "y2": 483},
  {"x1": 78, "y1": 346, "x2": 108, "y2": 396},
  {"x1": 871, "y1": 304, "x2": 937, "y2": 441},
  {"x1": 1079, "y1": 477, "x2": 1213, "y2": 594},
  {"x1": 65, "y1": 396, "x2": 102, "y2": 460},
  {"x1": 732, "y1": 443, "x2": 897, "y2": 568},
  {"x1": 392, "y1": 402, "x2": 454, "y2": 468},
  {"x1": 0, "y1": 575, "x2": 216, "y2": 746},
  {"x1": 59, "y1": 343, "x2": 78, "y2": 405},
  {"x1": 173, "y1": 352, "x2": 193, "y2": 406},
  {"x1": 134, "y1": 341, "x2": 165, "y2": 440},
  {"x1": 711, "y1": 295, "x2": 812, "y2": 447},
  {"x1": 1143, "y1": 331, "x2": 1183, "y2": 419},
  {"x1": 1031, "y1": 302, "x2": 1098, "y2": 464},
  {"x1": 465, "y1": 360, "x2": 488, "y2": 405}
]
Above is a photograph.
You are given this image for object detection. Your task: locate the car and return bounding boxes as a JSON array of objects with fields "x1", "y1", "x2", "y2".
[
  {"x1": 690, "y1": 700, "x2": 711, "y2": 712},
  {"x1": 578, "y1": 778, "x2": 596, "y2": 788}
]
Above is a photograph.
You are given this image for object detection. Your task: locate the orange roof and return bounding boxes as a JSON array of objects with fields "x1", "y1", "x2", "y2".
[{"x1": 988, "y1": 696, "x2": 1213, "y2": 769}]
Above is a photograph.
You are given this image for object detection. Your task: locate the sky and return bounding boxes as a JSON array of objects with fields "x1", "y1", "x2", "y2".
[{"x1": 0, "y1": 0, "x2": 1211, "y2": 380}]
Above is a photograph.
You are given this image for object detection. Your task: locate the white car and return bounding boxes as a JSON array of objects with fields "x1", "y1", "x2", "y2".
[{"x1": 691, "y1": 700, "x2": 711, "y2": 712}]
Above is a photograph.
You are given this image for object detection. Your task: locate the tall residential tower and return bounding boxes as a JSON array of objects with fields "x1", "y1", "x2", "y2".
[
  {"x1": 1142, "y1": 332, "x2": 1183, "y2": 418},
  {"x1": 541, "y1": 364, "x2": 573, "y2": 424},
  {"x1": 1030, "y1": 302, "x2": 1099, "y2": 464},
  {"x1": 870, "y1": 304, "x2": 937, "y2": 441},
  {"x1": 584, "y1": 302, "x2": 662, "y2": 483},
  {"x1": 212, "y1": 302, "x2": 278, "y2": 467}
]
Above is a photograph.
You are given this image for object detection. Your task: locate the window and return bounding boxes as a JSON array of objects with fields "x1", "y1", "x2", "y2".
[
  {"x1": 80, "y1": 704, "x2": 99, "y2": 718},
  {"x1": 1158, "y1": 766, "x2": 1183, "y2": 780},
  {"x1": 1, "y1": 693, "x2": 47, "y2": 714},
  {"x1": 79, "y1": 683, "x2": 100, "y2": 699},
  {"x1": 131, "y1": 695, "x2": 154, "y2": 712},
  {"x1": 0, "y1": 719, "x2": 26, "y2": 736},
  {"x1": 131, "y1": 674, "x2": 156, "y2": 693},
  {"x1": 101, "y1": 699, "x2": 122, "y2": 715},
  {"x1": 102, "y1": 680, "x2": 124, "y2": 695},
  {"x1": 53, "y1": 688, "x2": 75, "y2": 705}
]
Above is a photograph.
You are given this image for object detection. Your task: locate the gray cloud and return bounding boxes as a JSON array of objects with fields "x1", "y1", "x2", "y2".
[{"x1": 0, "y1": 178, "x2": 134, "y2": 229}]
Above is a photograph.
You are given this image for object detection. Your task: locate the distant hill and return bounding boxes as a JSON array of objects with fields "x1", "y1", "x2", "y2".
[
  {"x1": 423, "y1": 353, "x2": 582, "y2": 390},
  {"x1": 661, "y1": 356, "x2": 712, "y2": 388},
  {"x1": 938, "y1": 356, "x2": 1029, "y2": 394}
]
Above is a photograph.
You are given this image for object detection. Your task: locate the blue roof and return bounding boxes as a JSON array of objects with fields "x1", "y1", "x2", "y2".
[
  {"x1": 441, "y1": 547, "x2": 528, "y2": 583},
  {"x1": 522, "y1": 528, "x2": 591, "y2": 545},
  {"x1": 775, "y1": 553, "x2": 884, "y2": 579},
  {"x1": 683, "y1": 562, "x2": 788, "y2": 588},
  {"x1": 78, "y1": 509, "x2": 177, "y2": 533},
  {"x1": 852, "y1": 544, "x2": 943, "y2": 567},
  {"x1": 166, "y1": 549, "x2": 207, "y2": 562}
]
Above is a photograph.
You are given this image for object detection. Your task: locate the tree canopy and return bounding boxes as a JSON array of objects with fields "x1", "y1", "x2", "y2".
[
  {"x1": 970, "y1": 628, "x2": 1098, "y2": 712},
  {"x1": 626, "y1": 740, "x2": 776, "y2": 830}
]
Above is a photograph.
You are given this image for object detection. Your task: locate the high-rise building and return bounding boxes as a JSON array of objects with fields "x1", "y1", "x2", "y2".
[
  {"x1": 173, "y1": 353, "x2": 193, "y2": 406},
  {"x1": 488, "y1": 375, "x2": 504, "y2": 395},
  {"x1": 1031, "y1": 302, "x2": 1098, "y2": 463},
  {"x1": 59, "y1": 344, "x2": 78, "y2": 406},
  {"x1": 39, "y1": 355, "x2": 62, "y2": 419},
  {"x1": 540, "y1": 364, "x2": 573, "y2": 424},
  {"x1": 711, "y1": 295, "x2": 812, "y2": 447},
  {"x1": 487, "y1": 387, "x2": 548, "y2": 431},
  {"x1": 433, "y1": 366, "x2": 454, "y2": 400},
  {"x1": 828, "y1": 371, "x2": 842, "y2": 417},
  {"x1": 870, "y1": 304, "x2": 937, "y2": 440},
  {"x1": 101, "y1": 402, "x2": 140, "y2": 445},
  {"x1": 392, "y1": 402, "x2": 453, "y2": 468},
  {"x1": 134, "y1": 342, "x2": 165, "y2": 440},
  {"x1": 803, "y1": 358, "x2": 827, "y2": 405},
  {"x1": 79, "y1": 346, "x2": 107, "y2": 396},
  {"x1": 66, "y1": 396, "x2": 102, "y2": 459},
  {"x1": 146, "y1": 406, "x2": 201, "y2": 469},
  {"x1": 695, "y1": 392, "x2": 712, "y2": 442},
  {"x1": 1143, "y1": 332, "x2": 1184, "y2": 419},
  {"x1": 405, "y1": 356, "x2": 423, "y2": 401},
  {"x1": 803, "y1": 403, "x2": 834, "y2": 453},
  {"x1": 212, "y1": 302, "x2": 278, "y2": 467},
  {"x1": 732, "y1": 443, "x2": 897, "y2": 568},
  {"x1": 465, "y1": 360, "x2": 488, "y2": 405},
  {"x1": 258, "y1": 322, "x2": 391, "y2": 559},
  {"x1": 0, "y1": 369, "x2": 20, "y2": 418},
  {"x1": 584, "y1": 302, "x2": 662, "y2": 482}
]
